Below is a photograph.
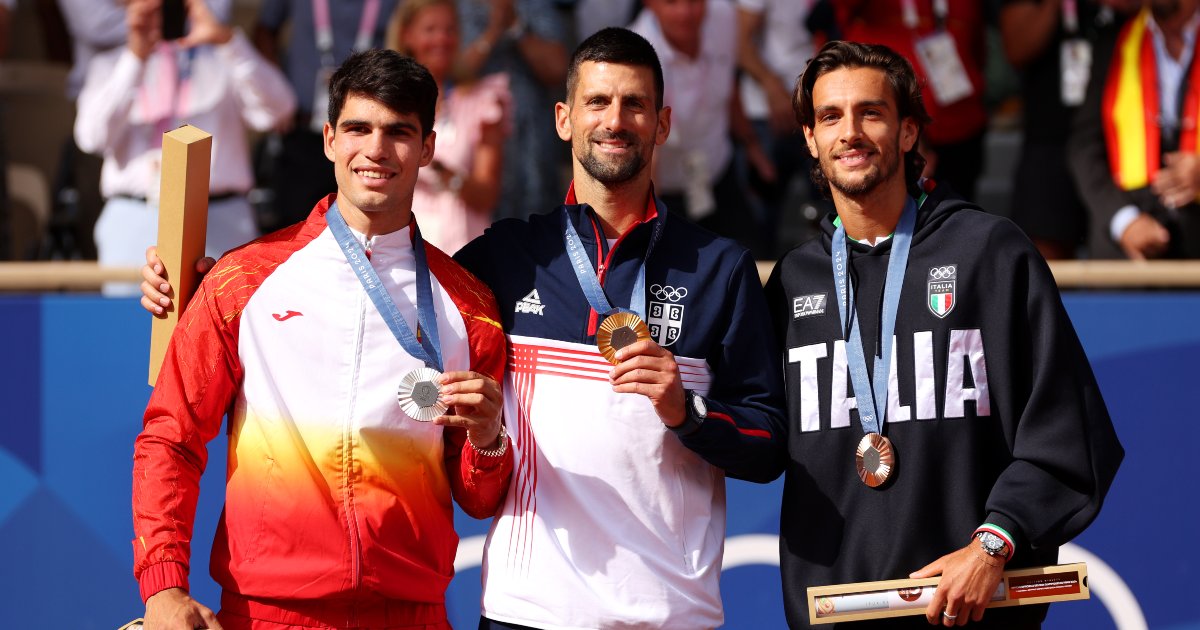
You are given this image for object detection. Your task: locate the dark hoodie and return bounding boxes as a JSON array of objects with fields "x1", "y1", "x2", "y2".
[{"x1": 763, "y1": 183, "x2": 1124, "y2": 629}]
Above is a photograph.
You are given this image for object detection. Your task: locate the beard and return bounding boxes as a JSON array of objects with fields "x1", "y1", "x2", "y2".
[
  {"x1": 818, "y1": 135, "x2": 902, "y2": 197},
  {"x1": 577, "y1": 130, "x2": 647, "y2": 184}
]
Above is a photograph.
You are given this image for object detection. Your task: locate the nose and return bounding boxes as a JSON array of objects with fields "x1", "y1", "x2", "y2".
[
  {"x1": 363, "y1": 129, "x2": 388, "y2": 160},
  {"x1": 602, "y1": 101, "x2": 627, "y2": 132},
  {"x1": 838, "y1": 115, "x2": 864, "y2": 144}
]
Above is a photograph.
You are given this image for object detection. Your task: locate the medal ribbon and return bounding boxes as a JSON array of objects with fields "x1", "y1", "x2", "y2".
[
  {"x1": 327, "y1": 202, "x2": 443, "y2": 372},
  {"x1": 831, "y1": 197, "x2": 917, "y2": 436},
  {"x1": 561, "y1": 201, "x2": 667, "y2": 321}
]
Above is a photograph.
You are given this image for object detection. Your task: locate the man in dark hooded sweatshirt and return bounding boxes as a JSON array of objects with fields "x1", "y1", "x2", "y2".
[{"x1": 764, "y1": 40, "x2": 1124, "y2": 629}]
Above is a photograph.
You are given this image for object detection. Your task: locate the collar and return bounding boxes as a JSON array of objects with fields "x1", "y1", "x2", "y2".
[
  {"x1": 1145, "y1": 7, "x2": 1200, "y2": 48},
  {"x1": 562, "y1": 180, "x2": 661, "y2": 235}
]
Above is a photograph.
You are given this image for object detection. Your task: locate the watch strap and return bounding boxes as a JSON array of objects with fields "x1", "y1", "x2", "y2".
[{"x1": 668, "y1": 391, "x2": 706, "y2": 437}]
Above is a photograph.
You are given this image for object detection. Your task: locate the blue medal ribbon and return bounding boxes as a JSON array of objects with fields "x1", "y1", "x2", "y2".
[
  {"x1": 327, "y1": 202, "x2": 443, "y2": 372},
  {"x1": 830, "y1": 197, "x2": 917, "y2": 436},
  {"x1": 561, "y1": 200, "x2": 667, "y2": 321}
]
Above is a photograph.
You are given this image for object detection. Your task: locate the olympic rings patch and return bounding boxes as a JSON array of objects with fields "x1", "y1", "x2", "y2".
[
  {"x1": 650, "y1": 284, "x2": 689, "y2": 302},
  {"x1": 928, "y1": 266, "x2": 957, "y2": 280}
]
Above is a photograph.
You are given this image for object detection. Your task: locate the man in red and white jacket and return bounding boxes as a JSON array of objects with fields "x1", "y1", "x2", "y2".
[{"x1": 133, "y1": 49, "x2": 511, "y2": 630}]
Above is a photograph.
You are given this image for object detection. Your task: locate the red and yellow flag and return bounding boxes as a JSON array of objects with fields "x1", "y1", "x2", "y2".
[{"x1": 1102, "y1": 8, "x2": 1200, "y2": 190}]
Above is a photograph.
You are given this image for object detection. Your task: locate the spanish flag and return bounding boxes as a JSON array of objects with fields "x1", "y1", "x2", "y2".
[{"x1": 1102, "y1": 8, "x2": 1200, "y2": 191}]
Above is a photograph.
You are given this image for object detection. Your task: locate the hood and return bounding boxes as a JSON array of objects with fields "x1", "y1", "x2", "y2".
[{"x1": 816, "y1": 179, "x2": 984, "y2": 254}]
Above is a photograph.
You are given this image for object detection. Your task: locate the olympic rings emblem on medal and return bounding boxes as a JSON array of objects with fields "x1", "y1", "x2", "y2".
[
  {"x1": 650, "y1": 284, "x2": 689, "y2": 302},
  {"x1": 928, "y1": 265, "x2": 957, "y2": 280}
]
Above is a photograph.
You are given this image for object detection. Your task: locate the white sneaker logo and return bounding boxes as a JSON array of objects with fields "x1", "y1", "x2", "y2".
[{"x1": 515, "y1": 289, "x2": 545, "y2": 316}]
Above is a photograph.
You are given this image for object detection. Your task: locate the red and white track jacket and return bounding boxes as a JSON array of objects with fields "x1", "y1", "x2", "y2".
[{"x1": 132, "y1": 195, "x2": 511, "y2": 612}]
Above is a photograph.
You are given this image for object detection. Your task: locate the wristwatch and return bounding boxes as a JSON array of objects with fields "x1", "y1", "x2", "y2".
[
  {"x1": 975, "y1": 531, "x2": 1011, "y2": 560},
  {"x1": 469, "y1": 424, "x2": 508, "y2": 458},
  {"x1": 669, "y1": 390, "x2": 707, "y2": 437}
]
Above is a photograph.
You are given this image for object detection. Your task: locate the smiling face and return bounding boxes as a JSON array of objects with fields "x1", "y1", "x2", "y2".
[
  {"x1": 324, "y1": 93, "x2": 435, "y2": 231},
  {"x1": 556, "y1": 61, "x2": 670, "y2": 188},
  {"x1": 802, "y1": 66, "x2": 917, "y2": 201},
  {"x1": 399, "y1": 2, "x2": 459, "y2": 81}
]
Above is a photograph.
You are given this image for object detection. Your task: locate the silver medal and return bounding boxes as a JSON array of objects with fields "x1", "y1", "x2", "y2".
[{"x1": 397, "y1": 366, "x2": 448, "y2": 422}]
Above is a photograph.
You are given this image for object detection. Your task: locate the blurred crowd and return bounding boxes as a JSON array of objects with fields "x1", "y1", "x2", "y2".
[{"x1": 1, "y1": 0, "x2": 1199, "y2": 272}]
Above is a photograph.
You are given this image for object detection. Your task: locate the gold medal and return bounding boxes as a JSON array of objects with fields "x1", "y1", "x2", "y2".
[
  {"x1": 397, "y1": 367, "x2": 448, "y2": 422},
  {"x1": 855, "y1": 432, "x2": 896, "y2": 487},
  {"x1": 596, "y1": 312, "x2": 652, "y2": 364}
]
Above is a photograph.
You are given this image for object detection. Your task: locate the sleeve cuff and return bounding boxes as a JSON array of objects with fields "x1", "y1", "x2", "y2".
[
  {"x1": 1109, "y1": 205, "x2": 1141, "y2": 242},
  {"x1": 977, "y1": 513, "x2": 1023, "y2": 562},
  {"x1": 138, "y1": 560, "x2": 189, "y2": 603},
  {"x1": 462, "y1": 434, "x2": 511, "y2": 469}
]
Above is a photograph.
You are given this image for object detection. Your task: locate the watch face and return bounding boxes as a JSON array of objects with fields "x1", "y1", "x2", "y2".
[
  {"x1": 691, "y1": 393, "x2": 707, "y2": 418},
  {"x1": 979, "y1": 532, "x2": 1007, "y2": 556}
]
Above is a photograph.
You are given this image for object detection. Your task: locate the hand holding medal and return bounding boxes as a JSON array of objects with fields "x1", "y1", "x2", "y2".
[
  {"x1": 431, "y1": 370, "x2": 505, "y2": 449},
  {"x1": 562, "y1": 204, "x2": 687, "y2": 426}
]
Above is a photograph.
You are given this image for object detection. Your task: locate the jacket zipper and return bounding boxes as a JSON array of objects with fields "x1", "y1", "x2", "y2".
[{"x1": 343, "y1": 252, "x2": 368, "y2": 599}]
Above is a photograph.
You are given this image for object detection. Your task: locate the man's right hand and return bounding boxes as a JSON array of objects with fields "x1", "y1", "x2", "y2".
[
  {"x1": 1119, "y1": 213, "x2": 1171, "y2": 260},
  {"x1": 141, "y1": 246, "x2": 217, "y2": 317},
  {"x1": 143, "y1": 587, "x2": 223, "y2": 629}
]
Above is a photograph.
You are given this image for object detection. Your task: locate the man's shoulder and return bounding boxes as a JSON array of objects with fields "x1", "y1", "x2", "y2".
[
  {"x1": 427, "y1": 242, "x2": 501, "y2": 320},
  {"x1": 457, "y1": 212, "x2": 557, "y2": 265}
]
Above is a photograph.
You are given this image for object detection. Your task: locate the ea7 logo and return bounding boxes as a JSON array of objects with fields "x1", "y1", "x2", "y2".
[
  {"x1": 515, "y1": 289, "x2": 545, "y2": 316},
  {"x1": 793, "y1": 293, "x2": 827, "y2": 319},
  {"x1": 927, "y1": 265, "x2": 957, "y2": 318}
]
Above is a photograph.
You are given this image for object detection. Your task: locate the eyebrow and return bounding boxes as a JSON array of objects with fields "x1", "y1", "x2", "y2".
[
  {"x1": 338, "y1": 118, "x2": 421, "y2": 133},
  {"x1": 579, "y1": 90, "x2": 652, "y2": 103}
]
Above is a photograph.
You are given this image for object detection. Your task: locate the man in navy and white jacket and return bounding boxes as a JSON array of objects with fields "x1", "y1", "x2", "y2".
[{"x1": 455, "y1": 27, "x2": 785, "y2": 630}]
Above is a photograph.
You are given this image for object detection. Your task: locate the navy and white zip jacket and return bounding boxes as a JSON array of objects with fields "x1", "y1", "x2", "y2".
[{"x1": 454, "y1": 184, "x2": 786, "y2": 629}]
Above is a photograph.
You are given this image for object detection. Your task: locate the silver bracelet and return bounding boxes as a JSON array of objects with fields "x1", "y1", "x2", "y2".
[{"x1": 469, "y1": 423, "x2": 508, "y2": 457}]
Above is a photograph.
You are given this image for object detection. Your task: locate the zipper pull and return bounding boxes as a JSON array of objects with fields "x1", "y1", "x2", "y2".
[{"x1": 597, "y1": 262, "x2": 606, "y2": 275}]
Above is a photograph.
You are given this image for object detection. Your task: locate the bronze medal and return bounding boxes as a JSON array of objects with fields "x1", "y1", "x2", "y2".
[
  {"x1": 397, "y1": 367, "x2": 448, "y2": 422},
  {"x1": 855, "y1": 432, "x2": 896, "y2": 487},
  {"x1": 596, "y1": 312, "x2": 651, "y2": 364}
]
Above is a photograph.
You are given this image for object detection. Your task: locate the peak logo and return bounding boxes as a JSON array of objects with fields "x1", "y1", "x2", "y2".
[{"x1": 515, "y1": 289, "x2": 545, "y2": 316}]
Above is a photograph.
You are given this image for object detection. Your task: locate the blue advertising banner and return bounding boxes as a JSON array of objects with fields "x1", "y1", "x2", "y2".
[{"x1": 0, "y1": 293, "x2": 1195, "y2": 629}]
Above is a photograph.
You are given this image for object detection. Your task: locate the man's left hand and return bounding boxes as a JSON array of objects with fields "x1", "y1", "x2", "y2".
[
  {"x1": 910, "y1": 540, "x2": 1005, "y2": 626},
  {"x1": 434, "y1": 371, "x2": 504, "y2": 449},
  {"x1": 1153, "y1": 151, "x2": 1200, "y2": 209},
  {"x1": 609, "y1": 340, "x2": 687, "y2": 427}
]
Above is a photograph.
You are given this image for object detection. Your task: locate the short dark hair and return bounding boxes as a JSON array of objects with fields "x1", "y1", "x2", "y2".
[
  {"x1": 328, "y1": 49, "x2": 439, "y2": 137},
  {"x1": 567, "y1": 27, "x2": 664, "y2": 110},
  {"x1": 794, "y1": 40, "x2": 932, "y2": 197}
]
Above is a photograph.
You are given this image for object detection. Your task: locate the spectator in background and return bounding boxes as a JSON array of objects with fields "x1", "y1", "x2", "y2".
[
  {"x1": 834, "y1": 0, "x2": 989, "y2": 201},
  {"x1": 75, "y1": 0, "x2": 295, "y2": 295},
  {"x1": 1001, "y1": 0, "x2": 1134, "y2": 260},
  {"x1": 391, "y1": 0, "x2": 512, "y2": 253},
  {"x1": 254, "y1": 0, "x2": 397, "y2": 232},
  {"x1": 630, "y1": 0, "x2": 771, "y2": 253},
  {"x1": 1069, "y1": 0, "x2": 1200, "y2": 259},
  {"x1": 736, "y1": 0, "x2": 817, "y2": 257},
  {"x1": 456, "y1": 0, "x2": 569, "y2": 222}
]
